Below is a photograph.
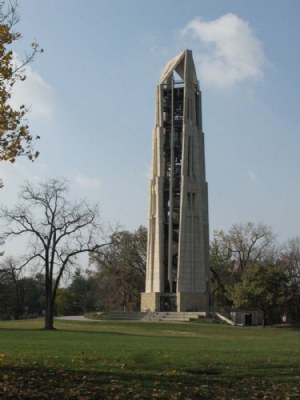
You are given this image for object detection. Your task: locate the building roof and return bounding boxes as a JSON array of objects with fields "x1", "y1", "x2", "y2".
[{"x1": 159, "y1": 49, "x2": 198, "y2": 85}]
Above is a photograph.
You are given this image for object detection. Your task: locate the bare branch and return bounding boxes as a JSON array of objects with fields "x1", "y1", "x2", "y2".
[{"x1": 0, "y1": 178, "x2": 107, "y2": 329}]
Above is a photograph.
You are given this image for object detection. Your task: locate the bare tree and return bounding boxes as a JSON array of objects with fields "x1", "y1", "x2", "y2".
[
  {"x1": 214, "y1": 222, "x2": 275, "y2": 271},
  {"x1": 209, "y1": 237, "x2": 235, "y2": 307},
  {"x1": 0, "y1": 178, "x2": 108, "y2": 329},
  {"x1": 281, "y1": 237, "x2": 300, "y2": 285},
  {"x1": 210, "y1": 222, "x2": 277, "y2": 309}
]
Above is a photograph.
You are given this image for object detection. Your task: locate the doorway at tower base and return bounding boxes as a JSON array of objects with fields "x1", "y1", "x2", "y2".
[{"x1": 140, "y1": 292, "x2": 208, "y2": 312}]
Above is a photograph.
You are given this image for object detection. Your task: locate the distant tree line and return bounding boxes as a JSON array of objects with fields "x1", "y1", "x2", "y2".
[
  {"x1": 210, "y1": 222, "x2": 300, "y2": 325},
  {"x1": 1, "y1": 197, "x2": 300, "y2": 325},
  {"x1": 0, "y1": 258, "x2": 44, "y2": 319},
  {"x1": 0, "y1": 218, "x2": 147, "y2": 320}
]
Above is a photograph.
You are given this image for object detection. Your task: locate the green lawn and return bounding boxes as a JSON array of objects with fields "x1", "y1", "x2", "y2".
[{"x1": 0, "y1": 319, "x2": 299, "y2": 399}]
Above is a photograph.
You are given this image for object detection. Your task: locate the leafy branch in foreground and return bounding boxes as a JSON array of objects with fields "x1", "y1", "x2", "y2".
[{"x1": 0, "y1": 0, "x2": 43, "y2": 163}]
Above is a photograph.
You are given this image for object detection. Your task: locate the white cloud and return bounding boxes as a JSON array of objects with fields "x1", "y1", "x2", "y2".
[
  {"x1": 0, "y1": 162, "x2": 42, "y2": 211},
  {"x1": 74, "y1": 173, "x2": 101, "y2": 189},
  {"x1": 0, "y1": 162, "x2": 40, "y2": 184},
  {"x1": 9, "y1": 54, "x2": 55, "y2": 120},
  {"x1": 248, "y1": 170, "x2": 257, "y2": 182},
  {"x1": 181, "y1": 14, "x2": 268, "y2": 88}
]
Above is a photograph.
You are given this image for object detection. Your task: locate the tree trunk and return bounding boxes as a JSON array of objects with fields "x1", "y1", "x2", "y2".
[
  {"x1": 262, "y1": 310, "x2": 266, "y2": 328},
  {"x1": 44, "y1": 292, "x2": 54, "y2": 330}
]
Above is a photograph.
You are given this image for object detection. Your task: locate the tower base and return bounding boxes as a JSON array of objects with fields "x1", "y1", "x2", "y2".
[{"x1": 140, "y1": 292, "x2": 208, "y2": 312}]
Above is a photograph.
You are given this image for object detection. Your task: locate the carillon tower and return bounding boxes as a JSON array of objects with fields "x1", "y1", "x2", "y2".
[{"x1": 141, "y1": 50, "x2": 209, "y2": 312}]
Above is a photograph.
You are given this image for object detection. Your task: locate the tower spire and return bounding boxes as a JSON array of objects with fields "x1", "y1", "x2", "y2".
[{"x1": 141, "y1": 50, "x2": 209, "y2": 312}]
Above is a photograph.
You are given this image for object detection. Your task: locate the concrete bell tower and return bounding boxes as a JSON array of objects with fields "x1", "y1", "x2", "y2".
[{"x1": 141, "y1": 50, "x2": 209, "y2": 312}]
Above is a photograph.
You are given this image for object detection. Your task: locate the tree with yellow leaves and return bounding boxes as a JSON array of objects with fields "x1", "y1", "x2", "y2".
[{"x1": 0, "y1": 1, "x2": 42, "y2": 164}]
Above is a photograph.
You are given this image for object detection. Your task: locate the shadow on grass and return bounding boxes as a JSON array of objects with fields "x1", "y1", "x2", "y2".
[
  {"x1": 0, "y1": 364, "x2": 213, "y2": 399},
  {"x1": 0, "y1": 325, "x2": 208, "y2": 340},
  {"x1": 0, "y1": 363, "x2": 299, "y2": 400},
  {"x1": 273, "y1": 323, "x2": 300, "y2": 330},
  {"x1": 0, "y1": 327, "x2": 140, "y2": 337},
  {"x1": 185, "y1": 367, "x2": 221, "y2": 376}
]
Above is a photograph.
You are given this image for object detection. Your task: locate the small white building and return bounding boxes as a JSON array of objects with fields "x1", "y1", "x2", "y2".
[{"x1": 230, "y1": 310, "x2": 264, "y2": 326}]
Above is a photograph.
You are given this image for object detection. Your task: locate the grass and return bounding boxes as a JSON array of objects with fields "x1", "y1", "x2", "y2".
[{"x1": 0, "y1": 319, "x2": 299, "y2": 399}]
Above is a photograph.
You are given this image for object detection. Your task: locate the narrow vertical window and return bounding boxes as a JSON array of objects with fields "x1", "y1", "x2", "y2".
[
  {"x1": 187, "y1": 136, "x2": 191, "y2": 176},
  {"x1": 188, "y1": 99, "x2": 192, "y2": 120},
  {"x1": 187, "y1": 136, "x2": 193, "y2": 176},
  {"x1": 192, "y1": 193, "x2": 196, "y2": 209},
  {"x1": 187, "y1": 192, "x2": 191, "y2": 209}
]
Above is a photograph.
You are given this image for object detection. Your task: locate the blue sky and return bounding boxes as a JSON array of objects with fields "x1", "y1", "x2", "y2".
[{"x1": 1, "y1": 0, "x2": 300, "y2": 249}]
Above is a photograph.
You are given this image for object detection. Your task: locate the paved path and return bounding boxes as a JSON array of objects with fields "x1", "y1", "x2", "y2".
[{"x1": 55, "y1": 315, "x2": 97, "y2": 321}]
